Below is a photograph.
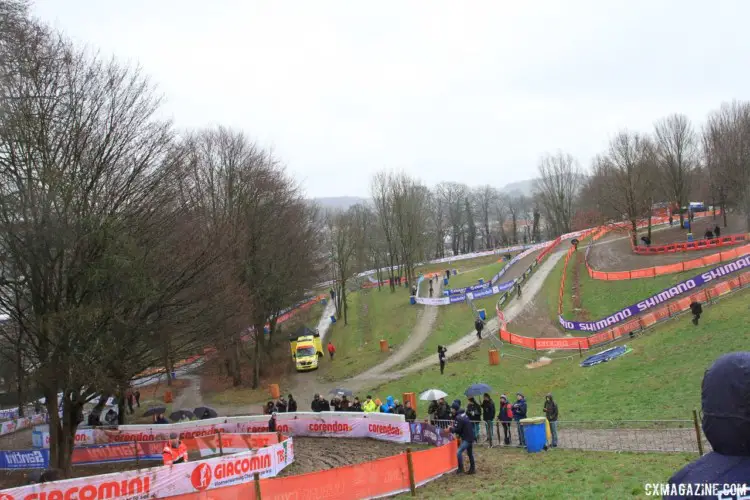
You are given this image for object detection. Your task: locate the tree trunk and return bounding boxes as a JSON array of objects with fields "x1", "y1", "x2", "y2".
[
  {"x1": 117, "y1": 388, "x2": 127, "y2": 425},
  {"x1": 647, "y1": 211, "x2": 653, "y2": 240},
  {"x1": 630, "y1": 219, "x2": 638, "y2": 247},
  {"x1": 231, "y1": 336, "x2": 242, "y2": 387},
  {"x1": 15, "y1": 348, "x2": 24, "y2": 417},
  {"x1": 251, "y1": 325, "x2": 262, "y2": 389}
]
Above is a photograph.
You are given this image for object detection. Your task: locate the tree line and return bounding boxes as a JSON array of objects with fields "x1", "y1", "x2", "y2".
[{"x1": 0, "y1": 0, "x2": 322, "y2": 473}]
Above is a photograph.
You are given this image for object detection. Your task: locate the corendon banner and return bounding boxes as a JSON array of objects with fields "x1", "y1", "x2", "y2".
[
  {"x1": 559, "y1": 255, "x2": 750, "y2": 332},
  {"x1": 0, "y1": 438, "x2": 294, "y2": 500},
  {"x1": 277, "y1": 416, "x2": 410, "y2": 443},
  {"x1": 189, "y1": 433, "x2": 280, "y2": 458},
  {"x1": 39, "y1": 413, "x2": 406, "y2": 447}
]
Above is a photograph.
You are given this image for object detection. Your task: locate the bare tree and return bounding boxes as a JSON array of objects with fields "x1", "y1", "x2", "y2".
[
  {"x1": 391, "y1": 173, "x2": 428, "y2": 285},
  {"x1": 653, "y1": 114, "x2": 698, "y2": 227},
  {"x1": 371, "y1": 172, "x2": 399, "y2": 290},
  {"x1": 535, "y1": 151, "x2": 580, "y2": 236},
  {"x1": 327, "y1": 210, "x2": 357, "y2": 324},
  {"x1": 436, "y1": 182, "x2": 468, "y2": 255},
  {"x1": 472, "y1": 186, "x2": 498, "y2": 250},
  {"x1": 589, "y1": 131, "x2": 655, "y2": 245}
]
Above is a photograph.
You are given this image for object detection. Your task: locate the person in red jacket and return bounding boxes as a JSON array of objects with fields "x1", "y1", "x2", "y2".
[
  {"x1": 163, "y1": 433, "x2": 188, "y2": 466},
  {"x1": 327, "y1": 342, "x2": 336, "y2": 360}
]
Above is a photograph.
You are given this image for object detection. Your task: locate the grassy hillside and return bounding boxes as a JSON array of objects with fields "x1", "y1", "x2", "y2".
[
  {"x1": 316, "y1": 286, "x2": 418, "y2": 381},
  {"x1": 368, "y1": 288, "x2": 749, "y2": 420},
  {"x1": 403, "y1": 448, "x2": 692, "y2": 499}
]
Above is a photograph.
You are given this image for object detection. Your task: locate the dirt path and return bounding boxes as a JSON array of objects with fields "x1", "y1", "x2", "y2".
[{"x1": 170, "y1": 374, "x2": 204, "y2": 412}]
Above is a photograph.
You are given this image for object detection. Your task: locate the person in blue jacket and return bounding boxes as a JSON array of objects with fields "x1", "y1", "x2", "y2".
[
  {"x1": 512, "y1": 392, "x2": 527, "y2": 447},
  {"x1": 450, "y1": 408, "x2": 476, "y2": 474},
  {"x1": 380, "y1": 395, "x2": 395, "y2": 413},
  {"x1": 667, "y1": 352, "x2": 750, "y2": 499}
]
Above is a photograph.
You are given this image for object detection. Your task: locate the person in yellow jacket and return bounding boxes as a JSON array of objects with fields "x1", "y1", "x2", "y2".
[{"x1": 363, "y1": 395, "x2": 378, "y2": 412}]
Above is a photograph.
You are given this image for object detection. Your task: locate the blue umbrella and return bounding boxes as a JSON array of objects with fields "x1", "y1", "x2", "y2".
[{"x1": 464, "y1": 383, "x2": 492, "y2": 397}]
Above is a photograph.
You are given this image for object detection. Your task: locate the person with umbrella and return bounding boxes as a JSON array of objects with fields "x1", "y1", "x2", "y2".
[
  {"x1": 466, "y1": 397, "x2": 482, "y2": 439},
  {"x1": 162, "y1": 432, "x2": 188, "y2": 466},
  {"x1": 195, "y1": 407, "x2": 218, "y2": 420},
  {"x1": 276, "y1": 396, "x2": 288, "y2": 413}
]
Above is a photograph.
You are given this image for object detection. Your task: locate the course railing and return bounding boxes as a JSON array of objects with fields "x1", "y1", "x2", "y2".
[
  {"x1": 632, "y1": 232, "x2": 748, "y2": 254},
  {"x1": 2, "y1": 415, "x2": 459, "y2": 500},
  {"x1": 499, "y1": 266, "x2": 750, "y2": 350}
]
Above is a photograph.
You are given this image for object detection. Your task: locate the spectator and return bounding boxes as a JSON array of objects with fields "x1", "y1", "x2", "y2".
[
  {"x1": 543, "y1": 394, "x2": 559, "y2": 448},
  {"x1": 268, "y1": 412, "x2": 277, "y2": 432},
  {"x1": 482, "y1": 393, "x2": 496, "y2": 447},
  {"x1": 411, "y1": 285, "x2": 417, "y2": 296},
  {"x1": 264, "y1": 401, "x2": 275, "y2": 415},
  {"x1": 331, "y1": 397, "x2": 341, "y2": 412},
  {"x1": 394, "y1": 399, "x2": 405, "y2": 415},
  {"x1": 351, "y1": 397, "x2": 362, "y2": 412},
  {"x1": 340, "y1": 396, "x2": 351, "y2": 411},
  {"x1": 381, "y1": 396, "x2": 395, "y2": 413},
  {"x1": 287, "y1": 394, "x2": 297, "y2": 412},
  {"x1": 450, "y1": 408, "x2": 476, "y2": 474},
  {"x1": 512, "y1": 393, "x2": 528, "y2": 447},
  {"x1": 499, "y1": 395, "x2": 513, "y2": 445},
  {"x1": 39, "y1": 469, "x2": 62, "y2": 483},
  {"x1": 126, "y1": 390, "x2": 134, "y2": 414},
  {"x1": 641, "y1": 236, "x2": 651, "y2": 246},
  {"x1": 134, "y1": 390, "x2": 141, "y2": 408},
  {"x1": 327, "y1": 342, "x2": 336, "y2": 360},
  {"x1": 438, "y1": 345, "x2": 447, "y2": 374},
  {"x1": 363, "y1": 396, "x2": 378, "y2": 413},
  {"x1": 155, "y1": 413, "x2": 169, "y2": 425},
  {"x1": 704, "y1": 229, "x2": 714, "y2": 240},
  {"x1": 667, "y1": 352, "x2": 750, "y2": 496},
  {"x1": 445, "y1": 269, "x2": 450, "y2": 280},
  {"x1": 714, "y1": 225, "x2": 721, "y2": 238},
  {"x1": 276, "y1": 396, "x2": 288, "y2": 413},
  {"x1": 311, "y1": 394, "x2": 322, "y2": 412},
  {"x1": 516, "y1": 282, "x2": 522, "y2": 298},
  {"x1": 429, "y1": 285, "x2": 434, "y2": 298},
  {"x1": 162, "y1": 433, "x2": 188, "y2": 466},
  {"x1": 690, "y1": 301, "x2": 703, "y2": 326},
  {"x1": 104, "y1": 409, "x2": 117, "y2": 425},
  {"x1": 330, "y1": 288, "x2": 335, "y2": 301},
  {"x1": 87, "y1": 410, "x2": 101, "y2": 427},
  {"x1": 320, "y1": 397, "x2": 331, "y2": 412},
  {"x1": 474, "y1": 317, "x2": 485, "y2": 340},
  {"x1": 427, "y1": 400, "x2": 438, "y2": 424},
  {"x1": 404, "y1": 401, "x2": 417, "y2": 422},
  {"x1": 466, "y1": 397, "x2": 482, "y2": 440},
  {"x1": 436, "y1": 398, "x2": 451, "y2": 427}
]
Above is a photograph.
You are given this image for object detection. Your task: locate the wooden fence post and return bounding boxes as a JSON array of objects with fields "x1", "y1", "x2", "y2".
[
  {"x1": 254, "y1": 472, "x2": 262, "y2": 499},
  {"x1": 218, "y1": 431, "x2": 223, "y2": 456},
  {"x1": 692, "y1": 409, "x2": 704, "y2": 457},
  {"x1": 406, "y1": 448, "x2": 416, "y2": 496}
]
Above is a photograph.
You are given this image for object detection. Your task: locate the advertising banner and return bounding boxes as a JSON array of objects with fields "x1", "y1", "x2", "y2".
[
  {"x1": 39, "y1": 413, "x2": 407, "y2": 448},
  {"x1": 409, "y1": 423, "x2": 452, "y2": 446},
  {"x1": 559, "y1": 256, "x2": 750, "y2": 331},
  {"x1": 0, "y1": 449, "x2": 49, "y2": 470},
  {"x1": 0, "y1": 438, "x2": 295, "y2": 500},
  {"x1": 0, "y1": 414, "x2": 46, "y2": 438},
  {"x1": 71, "y1": 442, "x2": 164, "y2": 464}
]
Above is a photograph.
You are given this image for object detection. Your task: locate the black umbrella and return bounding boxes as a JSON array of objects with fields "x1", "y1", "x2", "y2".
[
  {"x1": 329, "y1": 388, "x2": 353, "y2": 397},
  {"x1": 169, "y1": 409, "x2": 195, "y2": 422},
  {"x1": 142, "y1": 406, "x2": 166, "y2": 417},
  {"x1": 194, "y1": 406, "x2": 218, "y2": 419}
]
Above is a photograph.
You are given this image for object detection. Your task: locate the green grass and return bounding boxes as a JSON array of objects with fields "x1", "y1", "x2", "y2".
[
  {"x1": 444, "y1": 260, "x2": 509, "y2": 290},
  {"x1": 565, "y1": 252, "x2": 698, "y2": 322},
  {"x1": 368, "y1": 288, "x2": 749, "y2": 420},
  {"x1": 404, "y1": 448, "x2": 693, "y2": 499},
  {"x1": 316, "y1": 287, "x2": 418, "y2": 382},
  {"x1": 416, "y1": 253, "x2": 506, "y2": 277}
]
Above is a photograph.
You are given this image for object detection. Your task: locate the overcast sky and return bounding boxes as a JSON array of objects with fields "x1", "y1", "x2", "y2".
[{"x1": 31, "y1": 0, "x2": 749, "y2": 198}]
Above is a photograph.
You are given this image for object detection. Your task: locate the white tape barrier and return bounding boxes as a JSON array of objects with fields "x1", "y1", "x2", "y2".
[
  {"x1": 2, "y1": 437, "x2": 295, "y2": 499},
  {"x1": 35, "y1": 412, "x2": 407, "y2": 448}
]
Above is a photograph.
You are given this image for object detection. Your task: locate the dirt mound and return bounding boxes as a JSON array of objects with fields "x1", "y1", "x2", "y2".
[{"x1": 526, "y1": 357, "x2": 552, "y2": 369}]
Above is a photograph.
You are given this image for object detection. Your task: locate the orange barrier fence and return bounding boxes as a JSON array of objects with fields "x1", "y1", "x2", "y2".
[
  {"x1": 501, "y1": 269, "x2": 750, "y2": 351},
  {"x1": 632, "y1": 232, "x2": 749, "y2": 254},
  {"x1": 587, "y1": 244, "x2": 750, "y2": 281},
  {"x1": 169, "y1": 439, "x2": 458, "y2": 500}
]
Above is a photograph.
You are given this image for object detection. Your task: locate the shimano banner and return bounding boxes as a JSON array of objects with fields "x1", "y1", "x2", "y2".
[
  {"x1": 559, "y1": 256, "x2": 750, "y2": 332},
  {"x1": 0, "y1": 449, "x2": 49, "y2": 469}
]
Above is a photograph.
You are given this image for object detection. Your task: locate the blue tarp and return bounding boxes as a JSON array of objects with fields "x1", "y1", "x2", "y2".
[{"x1": 580, "y1": 345, "x2": 631, "y2": 367}]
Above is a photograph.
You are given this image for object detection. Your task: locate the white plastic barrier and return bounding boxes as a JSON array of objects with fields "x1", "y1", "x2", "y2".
[
  {"x1": 1, "y1": 437, "x2": 294, "y2": 499},
  {"x1": 37, "y1": 412, "x2": 407, "y2": 448}
]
